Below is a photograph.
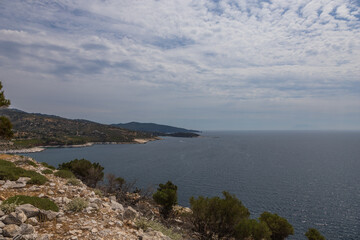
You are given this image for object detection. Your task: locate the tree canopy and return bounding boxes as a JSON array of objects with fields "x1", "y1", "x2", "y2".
[
  {"x1": 0, "y1": 81, "x2": 12, "y2": 139},
  {"x1": 0, "y1": 81, "x2": 10, "y2": 107},
  {"x1": 259, "y1": 212, "x2": 294, "y2": 240},
  {"x1": 305, "y1": 228, "x2": 326, "y2": 240}
]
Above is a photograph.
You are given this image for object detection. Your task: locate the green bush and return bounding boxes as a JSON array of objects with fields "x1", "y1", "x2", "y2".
[
  {"x1": 66, "y1": 198, "x2": 88, "y2": 212},
  {"x1": 15, "y1": 160, "x2": 37, "y2": 167},
  {"x1": 40, "y1": 162, "x2": 56, "y2": 170},
  {"x1": 136, "y1": 217, "x2": 183, "y2": 240},
  {"x1": 235, "y1": 219, "x2": 271, "y2": 240},
  {"x1": 0, "y1": 202, "x2": 17, "y2": 214},
  {"x1": 26, "y1": 173, "x2": 48, "y2": 185},
  {"x1": 0, "y1": 159, "x2": 47, "y2": 185},
  {"x1": 66, "y1": 178, "x2": 81, "y2": 186},
  {"x1": 259, "y1": 212, "x2": 294, "y2": 240},
  {"x1": 190, "y1": 191, "x2": 250, "y2": 239},
  {"x1": 153, "y1": 181, "x2": 178, "y2": 218},
  {"x1": 305, "y1": 228, "x2": 326, "y2": 240},
  {"x1": 94, "y1": 188, "x2": 103, "y2": 197},
  {"x1": 41, "y1": 169, "x2": 53, "y2": 175},
  {"x1": 3, "y1": 195, "x2": 59, "y2": 212},
  {"x1": 58, "y1": 158, "x2": 104, "y2": 187},
  {"x1": 54, "y1": 169, "x2": 75, "y2": 179},
  {"x1": 0, "y1": 159, "x2": 16, "y2": 167}
]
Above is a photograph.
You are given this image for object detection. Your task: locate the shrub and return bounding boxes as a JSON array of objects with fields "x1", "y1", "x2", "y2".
[
  {"x1": 104, "y1": 173, "x2": 125, "y2": 194},
  {"x1": 0, "y1": 202, "x2": 17, "y2": 214},
  {"x1": 3, "y1": 195, "x2": 59, "y2": 212},
  {"x1": 66, "y1": 178, "x2": 81, "y2": 186},
  {"x1": 26, "y1": 173, "x2": 48, "y2": 185},
  {"x1": 94, "y1": 188, "x2": 103, "y2": 197},
  {"x1": 0, "y1": 159, "x2": 47, "y2": 185},
  {"x1": 58, "y1": 158, "x2": 104, "y2": 187},
  {"x1": 54, "y1": 169, "x2": 75, "y2": 179},
  {"x1": 15, "y1": 160, "x2": 37, "y2": 167},
  {"x1": 259, "y1": 212, "x2": 294, "y2": 240},
  {"x1": 153, "y1": 181, "x2": 178, "y2": 218},
  {"x1": 40, "y1": 162, "x2": 56, "y2": 170},
  {"x1": 235, "y1": 219, "x2": 271, "y2": 240},
  {"x1": 66, "y1": 198, "x2": 88, "y2": 212},
  {"x1": 190, "y1": 191, "x2": 250, "y2": 239},
  {"x1": 136, "y1": 217, "x2": 183, "y2": 240},
  {"x1": 41, "y1": 169, "x2": 53, "y2": 175},
  {"x1": 0, "y1": 116, "x2": 13, "y2": 139},
  {"x1": 305, "y1": 228, "x2": 326, "y2": 240}
]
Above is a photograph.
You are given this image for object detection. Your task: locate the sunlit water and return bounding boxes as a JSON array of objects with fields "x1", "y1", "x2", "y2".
[{"x1": 23, "y1": 131, "x2": 360, "y2": 239}]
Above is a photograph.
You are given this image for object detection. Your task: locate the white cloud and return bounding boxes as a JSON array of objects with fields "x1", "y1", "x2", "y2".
[{"x1": 0, "y1": 0, "x2": 359, "y2": 129}]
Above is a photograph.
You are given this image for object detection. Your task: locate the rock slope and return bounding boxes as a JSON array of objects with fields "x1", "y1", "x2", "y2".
[{"x1": 0, "y1": 154, "x2": 184, "y2": 240}]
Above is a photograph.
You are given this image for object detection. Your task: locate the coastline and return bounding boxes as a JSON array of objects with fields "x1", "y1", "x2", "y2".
[{"x1": 0, "y1": 138, "x2": 159, "y2": 154}]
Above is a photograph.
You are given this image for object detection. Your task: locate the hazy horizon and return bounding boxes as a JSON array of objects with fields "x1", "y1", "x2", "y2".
[{"x1": 1, "y1": 1, "x2": 359, "y2": 130}]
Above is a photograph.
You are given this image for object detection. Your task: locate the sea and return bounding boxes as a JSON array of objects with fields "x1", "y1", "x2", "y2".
[{"x1": 22, "y1": 131, "x2": 360, "y2": 239}]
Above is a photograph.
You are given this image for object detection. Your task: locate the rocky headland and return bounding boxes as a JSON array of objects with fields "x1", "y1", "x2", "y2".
[{"x1": 0, "y1": 154, "x2": 191, "y2": 240}]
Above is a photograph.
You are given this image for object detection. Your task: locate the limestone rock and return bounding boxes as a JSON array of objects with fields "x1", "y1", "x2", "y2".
[
  {"x1": 2, "y1": 224, "x2": 21, "y2": 237},
  {"x1": 27, "y1": 217, "x2": 38, "y2": 226},
  {"x1": 123, "y1": 206, "x2": 139, "y2": 221},
  {"x1": 20, "y1": 223, "x2": 35, "y2": 235},
  {"x1": 39, "y1": 210, "x2": 57, "y2": 221},
  {"x1": 0, "y1": 210, "x2": 4, "y2": 217},
  {"x1": 111, "y1": 200, "x2": 124, "y2": 211},
  {"x1": 3, "y1": 210, "x2": 27, "y2": 225},
  {"x1": 0, "y1": 220, "x2": 5, "y2": 228},
  {"x1": 16, "y1": 204, "x2": 39, "y2": 218}
]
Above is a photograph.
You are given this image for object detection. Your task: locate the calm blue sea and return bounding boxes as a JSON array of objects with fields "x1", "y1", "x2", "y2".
[{"x1": 23, "y1": 131, "x2": 360, "y2": 239}]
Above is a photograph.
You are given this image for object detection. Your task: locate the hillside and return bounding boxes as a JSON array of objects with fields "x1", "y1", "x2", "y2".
[
  {"x1": 0, "y1": 108, "x2": 154, "y2": 150},
  {"x1": 0, "y1": 154, "x2": 189, "y2": 239},
  {"x1": 112, "y1": 122, "x2": 200, "y2": 137}
]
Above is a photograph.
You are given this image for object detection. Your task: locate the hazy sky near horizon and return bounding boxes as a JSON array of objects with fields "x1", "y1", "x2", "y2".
[{"x1": 0, "y1": 0, "x2": 359, "y2": 130}]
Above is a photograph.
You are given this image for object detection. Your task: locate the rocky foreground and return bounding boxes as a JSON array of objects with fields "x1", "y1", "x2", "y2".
[{"x1": 0, "y1": 154, "x2": 190, "y2": 240}]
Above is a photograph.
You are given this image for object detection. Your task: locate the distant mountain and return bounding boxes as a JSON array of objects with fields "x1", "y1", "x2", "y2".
[
  {"x1": 0, "y1": 108, "x2": 153, "y2": 149},
  {"x1": 112, "y1": 122, "x2": 200, "y2": 137}
]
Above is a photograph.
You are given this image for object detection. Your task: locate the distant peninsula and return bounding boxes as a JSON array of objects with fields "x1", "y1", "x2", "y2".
[
  {"x1": 112, "y1": 122, "x2": 201, "y2": 138},
  {"x1": 0, "y1": 109, "x2": 200, "y2": 152},
  {"x1": 0, "y1": 108, "x2": 156, "y2": 152}
]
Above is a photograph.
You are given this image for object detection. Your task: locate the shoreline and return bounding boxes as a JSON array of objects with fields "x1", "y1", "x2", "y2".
[{"x1": 0, "y1": 138, "x2": 159, "y2": 154}]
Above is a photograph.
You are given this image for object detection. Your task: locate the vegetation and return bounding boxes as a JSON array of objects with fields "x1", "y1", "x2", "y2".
[
  {"x1": 0, "y1": 81, "x2": 12, "y2": 140},
  {"x1": 41, "y1": 169, "x2": 53, "y2": 174},
  {"x1": 0, "y1": 202, "x2": 17, "y2": 214},
  {"x1": 190, "y1": 191, "x2": 250, "y2": 239},
  {"x1": 305, "y1": 228, "x2": 326, "y2": 240},
  {"x1": 66, "y1": 178, "x2": 82, "y2": 186},
  {"x1": 3, "y1": 195, "x2": 59, "y2": 212},
  {"x1": 0, "y1": 116, "x2": 13, "y2": 139},
  {"x1": 0, "y1": 108, "x2": 152, "y2": 149},
  {"x1": 234, "y1": 219, "x2": 271, "y2": 240},
  {"x1": 112, "y1": 122, "x2": 200, "y2": 134},
  {"x1": 136, "y1": 217, "x2": 183, "y2": 240},
  {"x1": 66, "y1": 198, "x2": 88, "y2": 212},
  {"x1": 54, "y1": 169, "x2": 75, "y2": 179},
  {"x1": 94, "y1": 188, "x2": 103, "y2": 197},
  {"x1": 153, "y1": 181, "x2": 178, "y2": 218},
  {"x1": 40, "y1": 162, "x2": 56, "y2": 170},
  {"x1": 58, "y1": 158, "x2": 104, "y2": 187},
  {"x1": 0, "y1": 81, "x2": 10, "y2": 107},
  {"x1": 0, "y1": 159, "x2": 47, "y2": 184},
  {"x1": 259, "y1": 212, "x2": 294, "y2": 240},
  {"x1": 15, "y1": 159, "x2": 38, "y2": 167}
]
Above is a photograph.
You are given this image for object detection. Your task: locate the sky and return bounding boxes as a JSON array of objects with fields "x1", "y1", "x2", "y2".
[{"x1": 0, "y1": 0, "x2": 359, "y2": 130}]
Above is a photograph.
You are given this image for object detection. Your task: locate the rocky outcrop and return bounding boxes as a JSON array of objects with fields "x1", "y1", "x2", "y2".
[{"x1": 0, "y1": 154, "x2": 187, "y2": 240}]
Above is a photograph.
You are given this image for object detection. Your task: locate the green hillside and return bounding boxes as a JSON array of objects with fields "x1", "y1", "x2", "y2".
[{"x1": 0, "y1": 108, "x2": 152, "y2": 149}]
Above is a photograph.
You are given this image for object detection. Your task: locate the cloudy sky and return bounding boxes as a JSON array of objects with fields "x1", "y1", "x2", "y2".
[{"x1": 0, "y1": 0, "x2": 359, "y2": 130}]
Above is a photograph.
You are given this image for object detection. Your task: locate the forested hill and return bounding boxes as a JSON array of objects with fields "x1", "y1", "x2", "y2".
[
  {"x1": 112, "y1": 122, "x2": 200, "y2": 137},
  {"x1": 0, "y1": 108, "x2": 153, "y2": 149}
]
